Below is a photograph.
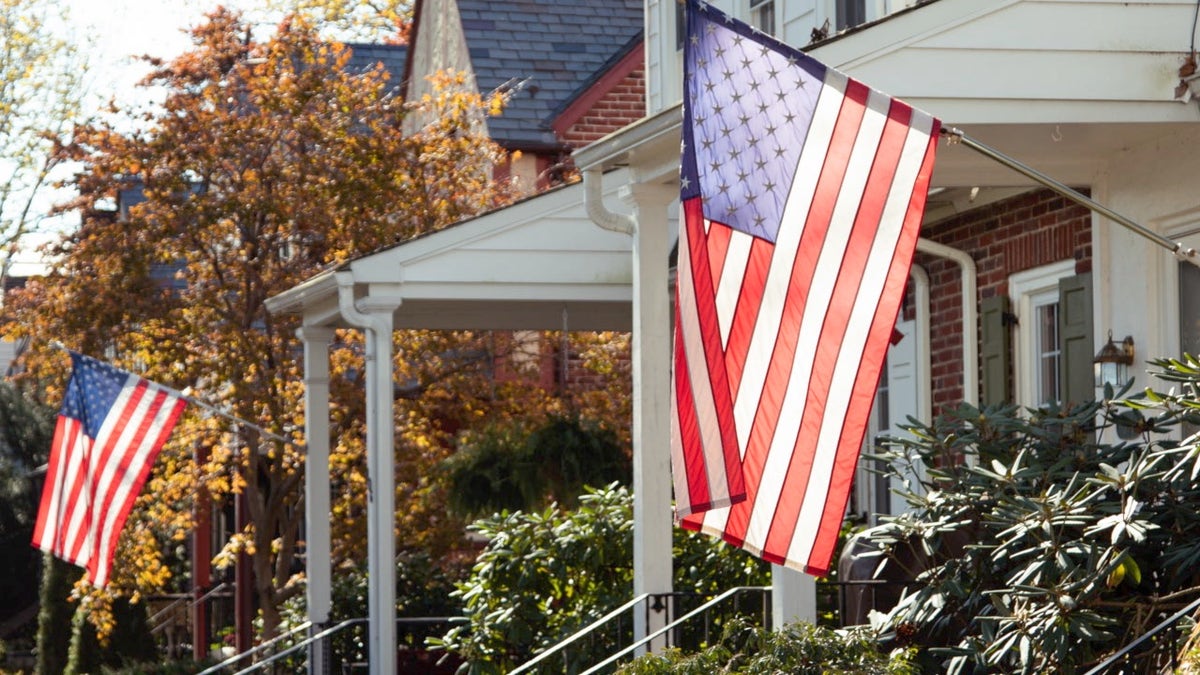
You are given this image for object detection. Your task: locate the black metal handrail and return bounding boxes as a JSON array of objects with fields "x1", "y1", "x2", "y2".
[
  {"x1": 148, "y1": 582, "x2": 233, "y2": 636},
  {"x1": 582, "y1": 586, "x2": 772, "y2": 674},
  {"x1": 1083, "y1": 594, "x2": 1200, "y2": 674},
  {"x1": 196, "y1": 621, "x2": 313, "y2": 675},
  {"x1": 203, "y1": 616, "x2": 467, "y2": 675}
]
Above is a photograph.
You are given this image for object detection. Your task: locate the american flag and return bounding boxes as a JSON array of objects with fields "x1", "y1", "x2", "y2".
[
  {"x1": 32, "y1": 352, "x2": 187, "y2": 587},
  {"x1": 671, "y1": 0, "x2": 939, "y2": 575}
]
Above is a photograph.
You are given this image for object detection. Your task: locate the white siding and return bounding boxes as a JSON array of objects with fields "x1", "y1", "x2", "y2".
[{"x1": 646, "y1": 0, "x2": 1200, "y2": 125}]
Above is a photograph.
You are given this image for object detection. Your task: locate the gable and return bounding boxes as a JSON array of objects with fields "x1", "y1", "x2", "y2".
[
  {"x1": 552, "y1": 38, "x2": 646, "y2": 149},
  {"x1": 266, "y1": 170, "x2": 636, "y2": 331}
]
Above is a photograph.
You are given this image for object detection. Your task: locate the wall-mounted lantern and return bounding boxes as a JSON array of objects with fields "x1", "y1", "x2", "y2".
[{"x1": 1094, "y1": 331, "x2": 1134, "y2": 388}]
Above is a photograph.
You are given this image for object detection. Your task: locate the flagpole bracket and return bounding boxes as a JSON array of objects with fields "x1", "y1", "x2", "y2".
[
  {"x1": 940, "y1": 126, "x2": 965, "y2": 145},
  {"x1": 1173, "y1": 241, "x2": 1200, "y2": 267}
]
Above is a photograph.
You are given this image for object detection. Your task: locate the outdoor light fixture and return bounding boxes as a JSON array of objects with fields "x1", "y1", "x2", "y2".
[{"x1": 1094, "y1": 331, "x2": 1135, "y2": 388}]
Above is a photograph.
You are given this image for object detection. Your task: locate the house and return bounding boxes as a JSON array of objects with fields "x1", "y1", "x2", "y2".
[
  {"x1": 267, "y1": 0, "x2": 1200, "y2": 671},
  {"x1": 403, "y1": 0, "x2": 645, "y2": 192}
]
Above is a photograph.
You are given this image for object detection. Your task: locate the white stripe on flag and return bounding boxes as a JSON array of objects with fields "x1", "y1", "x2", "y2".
[{"x1": 787, "y1": 112, "x2": 938, "y2": 567}]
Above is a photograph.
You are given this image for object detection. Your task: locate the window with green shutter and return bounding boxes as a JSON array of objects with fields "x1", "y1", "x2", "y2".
[{"x1": 1007, "y1": 261, "x2": 1094, "y2": 408}]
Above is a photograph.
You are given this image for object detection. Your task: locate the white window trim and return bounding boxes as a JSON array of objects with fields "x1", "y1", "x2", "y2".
[
  {"x1": 746, "y1": 0, "x2": 777, "y2": 35},
  {"x1": 1159, "y1": 215, "x2": 1200, "y2": 360},
  {"x1": 1009, "y1": 260, "x2": 1075, "y2": 409}
]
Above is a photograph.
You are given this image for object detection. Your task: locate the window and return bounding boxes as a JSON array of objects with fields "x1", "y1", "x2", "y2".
[
  {"x1": 1008, "y1": 260, "x2": 1078, "y2": 408},
  {"x1": 675, "y1": 0, "x2": 685, "y2": 51},
  {"x1": 1178, "y1": 257, "x2": 1200, "y2": 436},
  {"x1": 856, "y1": 319, "x2": 926, "y2": 523},
  {"x1": 1180, "y1": 260, "x2": 1200, "y2": 356},
  {"x1": 1031, "y1": 288, "x2": 1061, "y2": 406},
  {"x1": 836, "y1": 0, "x2": 866, "y2": 31},
  {"x1": 749, "y1": 0, "x2": 776, "y2": 35}
]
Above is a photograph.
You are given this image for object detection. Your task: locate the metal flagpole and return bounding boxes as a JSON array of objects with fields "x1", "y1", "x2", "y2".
[
  {"x1": 940, "y1": 127, "x2": 1200, "y2": 266},
  {"x1": 48, "y1": 341, "x2": 298, "y2": 446}
]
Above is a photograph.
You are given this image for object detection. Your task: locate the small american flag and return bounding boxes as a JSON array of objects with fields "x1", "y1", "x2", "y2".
[
  {"x1": 32, "y1": 352, "x2": 187, "y2": 587},
  {"x1": 671, "y1": 0, "x2": 940, "y2": 575}
]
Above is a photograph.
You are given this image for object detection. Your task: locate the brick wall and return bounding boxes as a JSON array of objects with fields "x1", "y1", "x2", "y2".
[
  {"x1": 560, "y1": 68, "x2": 646, "y2": 148},
  {"x1": 913, "y1": 189, "x2": 1092, "y2": 413}
]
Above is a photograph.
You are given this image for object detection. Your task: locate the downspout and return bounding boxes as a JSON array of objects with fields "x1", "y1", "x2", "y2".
[
  {"x1": 583, "y1": 168, "x2": 635, "y2": 235},
  {"x1": 909, "y1": 264, "x2": 932, "y2": 423},
  {"x1": 915, "y1": 238, "x2": 978, "y2": 407}
]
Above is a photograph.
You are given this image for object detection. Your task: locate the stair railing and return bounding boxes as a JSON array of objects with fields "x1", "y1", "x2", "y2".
[
  {"x1": 581, "y1": 586, "x2": 771, "y2": 675},
  {"x1": 149, "y1": 582, "x2": 232, "y2": 637},
  {"x1": 195, "y1": 620, "x2": 313, "y2": 675},
  {"x1": 1082, "y1": 593, "x2": 1200, "y2": 674},
  {"x1": 208, "y1": 616, "x2": 467, "y2": 675},
  {"x1": 509, "y1": 593, "x2": 652, "y2": 675},
  {"x1": 224, "y1": 618, "x2": 366, "y2": 675}
]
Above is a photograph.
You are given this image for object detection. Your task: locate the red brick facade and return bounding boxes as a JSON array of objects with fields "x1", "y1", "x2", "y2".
[
  {"x1": 551, "y1": 41, "x2": 646, "y2": 152},
  {"x1": 913, "y1": 189, "x2": 1093, "y2": 413},
  {"x1": 559, "y1": 68, "x2": 647, "y2": 148}
]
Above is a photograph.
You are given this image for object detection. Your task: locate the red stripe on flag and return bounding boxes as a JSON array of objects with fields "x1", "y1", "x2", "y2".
[
  {"x1": 673, "y1": 308, "x2": 713, "y2": 512},
  {"x1": 705, "y1": 219, "x2": 733, "y2": 293},
  {"x1": 719, "y1": 79, "x2": 871, "y2": 549},
  {"x1": 803, "y1": 122, "x2": 940, "y2": 575},
  {"x1": 723, "y1": 237, "x2": 773, "y2": 400},
  {"x1": 682, "y1": 198, "x2": 745, "y2": 504},
  {"x1": 91, "y1": 393, "x2": 187, "y2": 586},
  {"x1": 32, "y1": 417, "x2": 78, "y2": 554},
  {"x1": 760, "y1": 98, "x2": 914, "y2": 561}
]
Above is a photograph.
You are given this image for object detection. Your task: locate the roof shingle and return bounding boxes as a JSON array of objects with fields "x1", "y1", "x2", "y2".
[{"x1": 454, "y1": 0, "x2": 642, "y2": 149}]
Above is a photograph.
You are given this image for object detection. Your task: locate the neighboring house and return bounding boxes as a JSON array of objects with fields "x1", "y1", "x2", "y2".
[
  {"x1": 403, "y1": 0, "x2": 645, "y2": 192},
  {"x1": 270, "y1": 0, "x2": 1200, "y2": 670}
]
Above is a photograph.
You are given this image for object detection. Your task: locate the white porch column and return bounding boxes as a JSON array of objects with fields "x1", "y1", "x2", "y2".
[
  {"x1": 336, "y1": 274, "x2": 401, "y2": 675},
  {"x1": 299, "y1": 326, "x2": 335, "y2": 675},
  {"x1": 771, "y1": 564, "x2": 816, "y2": 628},
  {"x1": 621, "y1": 182, "x2": 676, "y2": 647}
]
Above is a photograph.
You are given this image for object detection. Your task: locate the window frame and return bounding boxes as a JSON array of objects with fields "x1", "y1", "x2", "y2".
[
  {"x1": 747, "y1": 0, "x2": 776, "y2": 35},
  {"x1": 1009, "y1": 259, "x2": 1076, "y2": 409}
]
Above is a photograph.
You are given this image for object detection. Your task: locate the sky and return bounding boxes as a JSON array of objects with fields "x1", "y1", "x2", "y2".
[
  {"x1": 64, "y1": 0, "x2": 265, "y2": 105},
  {"x1": 10, "y1": 1, "x2": 267, "y2": 276}
]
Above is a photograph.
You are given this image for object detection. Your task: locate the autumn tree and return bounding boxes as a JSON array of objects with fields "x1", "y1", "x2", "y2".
[
  {"x1": 262, "y1": 0, "x2": 413, "y2": 42},
  {"x1": 4, "y1": 8, "x2": 509, "y2": 641},
  {"x1": 0, "y1": 0, "x2": 87, "y2": 289}
]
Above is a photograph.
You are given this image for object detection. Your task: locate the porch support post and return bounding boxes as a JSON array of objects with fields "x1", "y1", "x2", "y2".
[
  {"x1": 336, "y1": 273, "x2": 401, "y2": 675},
  {"x1": 299, "y1": 326, "x2": 335, "y2": 675},
  {"x1": 622, "y1": 182, "x2": 676, "y2": 649},
  {"x1": 771, "y1": 564, "x2": 816, "y2": 628}
]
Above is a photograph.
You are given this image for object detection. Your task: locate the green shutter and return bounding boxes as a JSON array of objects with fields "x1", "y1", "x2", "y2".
[
  {"x1": 1058, "y1": 273, "x2": 1094, "y2": 405},
  {"x1": 980, "y1": 294, "x2": 1011, "y2": 406}
]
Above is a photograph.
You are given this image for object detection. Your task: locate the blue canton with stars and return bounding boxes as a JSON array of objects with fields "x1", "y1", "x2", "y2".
[
  {"x1": 681, "y1": 0, "x2": 825, "y2": 244},
  {"x1": 61, "y1": 353, "x2": 133, "y2": 440}
]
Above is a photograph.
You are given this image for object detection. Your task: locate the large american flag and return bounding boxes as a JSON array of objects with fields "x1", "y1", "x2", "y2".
[
  {"x1": 671, "y1": 0, "x2": 940, "y2": 575},
  {"x1": 33, "y1": 352, "x2": 187, "y2": 587}
]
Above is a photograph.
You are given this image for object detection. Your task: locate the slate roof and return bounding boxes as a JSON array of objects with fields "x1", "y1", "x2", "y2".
[
  {"x1": 343, "y1": 42, "x2": 408, "y2": 97},
  {"x1": 454, "y1": 0, "x2": 643, "y2": 150}
]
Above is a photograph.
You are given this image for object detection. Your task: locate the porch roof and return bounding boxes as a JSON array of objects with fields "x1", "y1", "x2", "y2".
[{"x1": 264, "y1": 169, "x2": 634, "y2": 330}]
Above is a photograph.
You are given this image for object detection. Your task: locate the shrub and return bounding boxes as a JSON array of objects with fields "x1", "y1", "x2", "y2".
[
  {"x1": 616, "y1": 616, "x2": 917, "y2": 675},
  {"x1": 432, "y1": 484, "x2": 769, "y2": 674},
  {"x1": 442, "y1": 414, "x2": 629, "y2": 518},
  {"x1": 862, "y1": 357, "x2": 1200, "y2": 673}
]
